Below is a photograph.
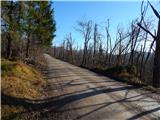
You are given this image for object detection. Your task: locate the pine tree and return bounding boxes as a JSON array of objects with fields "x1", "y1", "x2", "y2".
[
  {"x1": 1, "y1": 1, "x2": 19, "y2": 58},
  {"x1": 35, "y1": 1, "x2": 56, "y2": 47},
  {"x1": 19, "y1": 1, "x2": 56, "y2": 58},
  {"x1": 1, "y1": 1, "x2": 56, "y2": 59}
]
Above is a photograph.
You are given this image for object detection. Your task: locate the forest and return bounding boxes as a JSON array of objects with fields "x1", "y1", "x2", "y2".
[
  {"x1": 1, "y1": 1, "x2": 56, "y2": 60},
  {"x1": 49, "y1": 1, "x2": 160, "y2": 88}
]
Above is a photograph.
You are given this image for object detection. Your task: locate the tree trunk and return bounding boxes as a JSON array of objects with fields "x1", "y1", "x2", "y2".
[
  {"x1": 153, "y1": 20, "x2": 160, "y2": 88},
  {"x1": 6, "y1": 34, "x2": 12, "y2": 58},
  {"x1": 26, "y1": 35, "x2": 30, "y2": 58},
  {"x1": 82, "y1": 40, "x2": 88, "y2": 66}
]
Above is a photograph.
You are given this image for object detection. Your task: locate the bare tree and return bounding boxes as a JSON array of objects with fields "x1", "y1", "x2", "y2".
[
  {"x1": 65, "y1": 33, "x2": 74, "y2": 63},
  {"x1": 138, "y1": 1, "x2": 160, "y2": 87},
  {"x1": 98, "y1": 40, "x2": 104, "y2": 66},
  {"x1": 93, "y1": 23, "x2": 98, "y2": 65},
  {"x1": 105, "y1": 19, "x2": 112, "y2": 64},
  {"x1": 116, "y1": 28, "x2": 124, "y2": 66},
  {"x1": 93, "y1": 23, "x2": 102, "y2": 65},
  {"x1": 75, "y1": 20, "x2": 92, "y2": 66}
]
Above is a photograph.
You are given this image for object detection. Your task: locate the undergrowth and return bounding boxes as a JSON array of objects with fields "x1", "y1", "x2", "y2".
[{"x1": 89, "y1": 65, "x2": 158, "y2": 92}]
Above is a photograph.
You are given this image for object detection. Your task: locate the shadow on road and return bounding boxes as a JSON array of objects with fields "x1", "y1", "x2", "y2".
[
  {"x1": 2, "y1": 68, "x2": 159, "y2": 120},
  {"x1": 127, "y1": 107, "x2": 160, "y2": 120},
  {"x1": 2, "y1": 83, "x2": 158, "y2": 120}
]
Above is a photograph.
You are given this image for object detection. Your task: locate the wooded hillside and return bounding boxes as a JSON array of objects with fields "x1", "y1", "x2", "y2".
[{"x1": 48, "y1": 1, "x2": 160, "y2": 88}]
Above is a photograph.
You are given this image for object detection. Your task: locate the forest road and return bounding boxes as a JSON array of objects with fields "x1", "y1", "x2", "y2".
[{"x1": 43, "y1": 54, "x2": 160, "y2": 120}]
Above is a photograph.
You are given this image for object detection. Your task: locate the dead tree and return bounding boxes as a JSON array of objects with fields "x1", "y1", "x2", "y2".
[
  {"x1": 138, "y1": 1, "x2": 160, "y2": 88},
  {"x1": 93, "y1": 23, "x2": 98, "y2": 65},
  {"x1": 65, "y1": 33, "x2": 74, "y2": 63},
  {"x1": 128, "y1": 20, "x2": 142, "y2": 66},
  {"x1": 109, "y1": 27, "x2": 129, "y2": 66},
  {"x1": 75, "y1": 20, "x2": 92, "y2": 66},
  {"x1": 93, "y1": 23, "x2": 101, "y2": 65},
  {"x1": 116, "y1": 28, "x2": 123, "y2": 66},
  {"x1": 68, "y1": 33, "x2": 74, "y2": 63},
  {"x1": 105, "y1": 19, "x2": 112, "y2": 65},
  {"x1": 140, "y1": 31, "x2": 148, "y2": 78},
  {"x1": 98, "y1": 41, "x2": 104, "y2": 66},
  {"x1": 87, "y1": 43, "x2": 93, "y2": 67},
  {"x1": 62, "y1": 39, "x2": 66, "y2": 60}
]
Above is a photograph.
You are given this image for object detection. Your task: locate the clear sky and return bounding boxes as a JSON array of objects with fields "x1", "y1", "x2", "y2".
[{"x1": 52, "y1": 1, "x2": 159, "y2": 48}]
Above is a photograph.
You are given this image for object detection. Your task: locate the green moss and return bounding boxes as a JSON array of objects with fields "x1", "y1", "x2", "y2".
[{"x1": 1, "y1": 60, "x2": 14, "y2": 77}]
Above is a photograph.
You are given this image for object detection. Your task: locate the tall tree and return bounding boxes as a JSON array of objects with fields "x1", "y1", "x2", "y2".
[
  {"x1": 1, "y1": 1, "x2": 56, "y2": 59},
  {"x1": 1, "y1": 1, "x2": 20, "y2": 58},
  {"x1": 75, "y1": 20, "x2": 92, "y2": 66},
  {"x1": 93, "y1": 23, "x2": 98, "y2": 65},
  {"x1": 138, "y1": 1, "x2": 160, "y2": 88},
  {"x1": 35, "y1": 1, "x2": 56, "y2": 47},
  {"x1": 21, "y1": 1, "x2": 56, "y2": 58},
  {"x1": 105, "y1": 19, "x2": 112, "y2": 64}
]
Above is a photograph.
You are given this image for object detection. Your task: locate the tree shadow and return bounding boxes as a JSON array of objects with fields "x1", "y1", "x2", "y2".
[
  {"x1": 2, "y1": 65, "x2": 158, "y2": 120},
  {"x1": 70, "y1": 93, "x2": 159, "y2": 120},
  {"x1": 127, "y1": 107, "x2": 160, "y2": 120},
  {"x1": 2, "y1": 85, "x2": 139, "y2": 119},
  {"x1": 3, "y1": 82, "x2": 159, "y2": 120}
]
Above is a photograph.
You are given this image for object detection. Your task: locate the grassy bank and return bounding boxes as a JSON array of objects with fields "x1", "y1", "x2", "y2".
[
  {"x1": 88, "y1": 65, "x2": 158, "y2": 92},
  {"x1": 1, "y1": 59, "x2": 46, "y2": 119}
]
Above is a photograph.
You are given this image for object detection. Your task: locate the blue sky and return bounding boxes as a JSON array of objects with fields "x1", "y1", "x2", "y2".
[{"x1": 52, "y1": 1, "x2": 159, "y2": 47}]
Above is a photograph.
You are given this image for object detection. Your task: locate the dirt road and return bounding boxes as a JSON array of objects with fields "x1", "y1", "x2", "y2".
[{"x1": 42, "y1": 54, "x2": 160, "y2": 120}]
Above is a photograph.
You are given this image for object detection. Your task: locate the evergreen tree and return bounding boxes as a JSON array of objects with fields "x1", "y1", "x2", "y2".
[
  {"x1": 1, "y1": 1, "x2": 56, "y2": 59},
  {"x1": 35, "y1": 1, "x2": 56, "y2": 47},
  {"x1": 23, "y1": 1, "x2": 56, "y2": 57},
  {"x1": 1, "y1": 1, "x2": 20, "y2": 58}
]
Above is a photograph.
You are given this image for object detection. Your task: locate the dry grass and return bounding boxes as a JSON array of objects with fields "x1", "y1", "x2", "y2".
[
  {"x1": 1, "y1": 59, "x2": 46, "y2": 119},
  {"x1": 1, "y1": 105, "x2": 24, "y2": 119},
  {"x1": 104, "y1": 66, "x2": 159, "y2": 92}
]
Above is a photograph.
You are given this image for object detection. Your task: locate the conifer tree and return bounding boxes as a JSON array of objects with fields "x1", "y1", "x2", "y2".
[{"x1": 1, "y1": 1, "x2": 56, "y2": 58}]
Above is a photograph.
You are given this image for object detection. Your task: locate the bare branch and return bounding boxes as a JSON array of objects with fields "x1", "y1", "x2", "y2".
[
  {"x1": 144, "y1": 39, "x2": 156, "y2": 65},
  {"x1": 137, "y1": 23, "x2": 156, "y2": 39},
  {"x1": 148, "y1": 1, "x2": 160, "y2": 19}
]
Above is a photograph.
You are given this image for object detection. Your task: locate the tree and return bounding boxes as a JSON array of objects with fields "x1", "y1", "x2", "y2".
[
  {"x1": 138, "y1": 1, "x2": 160, "y2": 88},
  {"x1": 75, "y1": 20, "x2": 92, "y2": 66},
  {"x1": 98, "y1": 41, "x2": 104, "y2": 65},
  {"x1": 65, "y1": 33, "x2": 74, "y2": 63},
  {"x1": 34, "y1": 1, "x2": 56, "y2": 47},
  {"x1": 23, "y1": 1, "x2": 56, "y2": 58},
  {"x1": 93, "y1": 23, "x2": 101, "y2": 65},
  {"x1": 1, "y1": 1, "x2": 20, "y2": 59},
  {"x1": 1, "y1": 1, "x2": 56, "y2": 60},
  {"x1": 105, "y1": 19, "x2": 112, "y2": 65}
]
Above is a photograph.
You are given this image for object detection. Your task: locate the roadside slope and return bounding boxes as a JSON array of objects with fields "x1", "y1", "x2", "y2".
[{"x1": 1, "y1": 59, "x2": 46, "y2": 120}]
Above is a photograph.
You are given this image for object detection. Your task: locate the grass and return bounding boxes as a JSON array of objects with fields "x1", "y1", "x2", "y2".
[
  {"x1": 89, "y1": 65, "x2": 159, "y2": 92},
  {"x1": 1, "y1": 59, "x2": 46, "y2": 119}
]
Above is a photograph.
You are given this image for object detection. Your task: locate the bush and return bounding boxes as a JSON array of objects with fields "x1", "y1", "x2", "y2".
[
  {"x1": 127, "y1": 65, "x2": 137, "y2": 75},
  {"x1": 105, "y1": 65, "x2": 127, "y2": 74}
]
